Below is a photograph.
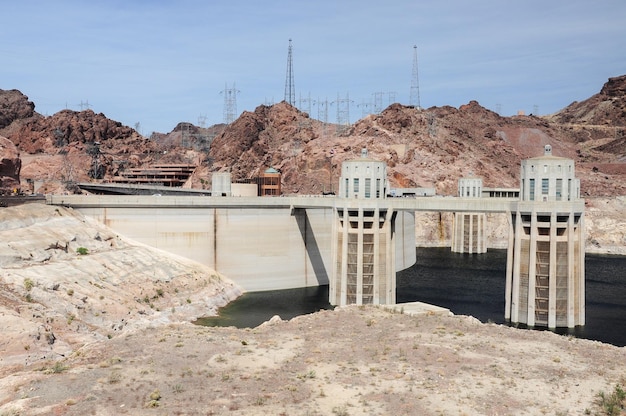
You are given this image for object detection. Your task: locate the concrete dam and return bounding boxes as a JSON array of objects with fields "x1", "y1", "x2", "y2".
[{"x1": 48, "y1": 145, "x2": 586, "y2": 328}]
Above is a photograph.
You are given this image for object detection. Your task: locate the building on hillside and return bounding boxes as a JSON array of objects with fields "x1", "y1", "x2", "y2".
[
  {"x1": 110, "y1": 164, "x2": 196, "y2": 187},
  {"x1": 259, "y1": 167, "x2": 281, "y2": 196}
]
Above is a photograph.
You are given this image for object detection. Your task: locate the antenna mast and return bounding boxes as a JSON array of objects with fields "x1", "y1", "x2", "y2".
[
  {"x1": 284, "y1": 39, "x2": 295, "y2": 106},
  {"x1": 410, "y1": 45, "x2": 421, "y2": 109}
]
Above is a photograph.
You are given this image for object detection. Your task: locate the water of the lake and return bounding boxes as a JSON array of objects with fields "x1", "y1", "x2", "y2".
[{"x1": 195, "y1": 248, "x2": 626, "y2": 347}]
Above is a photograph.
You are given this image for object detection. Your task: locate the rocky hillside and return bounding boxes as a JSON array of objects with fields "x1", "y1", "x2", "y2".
[
  {"x1": 2, "y1": 76, "x2": 626, "y2": 197},
  {"x1": 0, "y1": 136, "x2": 20, "y2": 194},
  {"x1": 206, "y1": 76, "x2": 626, "y2": 197},
  {"x1": 0, "y1": 204, "x2": 240, "y2": 374}
]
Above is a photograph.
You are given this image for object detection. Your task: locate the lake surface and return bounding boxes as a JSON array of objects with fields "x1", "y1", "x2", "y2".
[{"x1": 196, "y1": 248, "x2": 626, "y2": 347}]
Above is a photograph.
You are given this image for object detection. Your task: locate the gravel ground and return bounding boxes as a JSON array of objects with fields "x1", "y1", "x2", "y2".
[{"x1": 1, "y1": 305, "x2": 624, "y2": 416}]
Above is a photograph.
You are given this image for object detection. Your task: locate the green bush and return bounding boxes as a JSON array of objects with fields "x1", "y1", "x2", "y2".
[
  {"x1": 23, "y1": 278, "x2": 35, "y2": 291},
  {"x1": 76, "y1": 247, "x2": 89, "y2": 255}
]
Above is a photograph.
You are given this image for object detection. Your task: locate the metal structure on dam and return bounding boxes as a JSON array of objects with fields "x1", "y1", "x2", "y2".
[{"x1": 47, "y1": 146, "x2": 585, "y2": 328}]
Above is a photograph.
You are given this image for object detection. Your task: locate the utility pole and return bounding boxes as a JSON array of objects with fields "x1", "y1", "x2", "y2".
[
  {"x1": 284, "y1": 39, "x2": 295, "y2": 106},
  {"x1": 410, "y1": 45, "x2": 421, "y2": 109}
]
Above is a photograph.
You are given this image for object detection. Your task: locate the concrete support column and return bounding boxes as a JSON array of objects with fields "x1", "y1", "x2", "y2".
[
  {"x1": 373, "y1": 208, "x2": 380, "y2": 303},
  {"x1": 578, "y1": 213, "x2": 586, "y2": 326},
  {"x1": 385, "y1": 208, "x2": 396, "y2": 304},
  {"x1": 340, "y1": 207, "x2": 349, "y2": 306},
  {"x1": 505, "y1": 211, "x2": 514, "y2": 321},
  {"x1": 510, "y1": 210, "x2": 522, "y2": 323},
  {"x1": 527, "y1": 211, "x2": 538, "y2": 326},
  {"x1": 356, "y1": 208, "x2": 364, "y2": 304},
  {"x1": 548, "y1": 211, "x2": 558, "y2": 329},
  {"x1": 567, "y1": 209, "x2": 575, "y2": 327}
]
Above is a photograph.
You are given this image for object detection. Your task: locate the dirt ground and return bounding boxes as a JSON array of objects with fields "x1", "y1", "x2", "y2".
[{"x1": 0, "y1": 305, "x2": 624, "y2": 416}]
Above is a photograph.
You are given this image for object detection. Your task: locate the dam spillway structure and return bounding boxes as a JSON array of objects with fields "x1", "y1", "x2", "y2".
[
  {"x1": 505, "y1": 145, "x2": 585, "y2": 328},
  {"x1": 330, "y1": 149, "x2": 398, "y2": 306},
  {"x1": 451, "y1": 176, "x2": 487, "y2": 254}
]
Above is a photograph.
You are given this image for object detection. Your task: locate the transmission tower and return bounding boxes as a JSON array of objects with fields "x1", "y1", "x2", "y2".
[
  {"x1": 332, "y1": 93, "x2": 353, "y2": 135},
  {"x1": 284, "y1": 39, "x2": 295, "y2": 106},
  {"x1": 372, "y1": 92, "x2": 394, "y2": 114},
  {"x1": 221, "y1": 83, "x2": 240, "y2": 124},
  {"x1": 410, "y1": 45, "x2": 421, "y2": 109},
  {"x1": 317, "y1": 97, "x2": 329, "y2": 123},
  {"x1": 298, "y1": 92, "x2": 313, "y2": 116},
  {"x1": 78, "y1": 100, "x2": 92, "y2": 111},
  {"x1": 358, "y1": 100, "x2": 373, "y2": 118}
]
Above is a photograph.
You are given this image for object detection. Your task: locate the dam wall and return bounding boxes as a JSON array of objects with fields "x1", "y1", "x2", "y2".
[{"x1": 54, "y1": 196, "x2": 416, "y2": 292}]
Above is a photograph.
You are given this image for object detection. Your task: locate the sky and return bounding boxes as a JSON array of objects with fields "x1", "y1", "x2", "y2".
[{"x1": 2, "y1": 0, "x2": 626, "y2": 136}]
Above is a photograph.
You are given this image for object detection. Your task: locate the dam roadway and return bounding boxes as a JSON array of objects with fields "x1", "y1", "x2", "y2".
[{"x1": 46, "y1": 194, "x2": 520, "y2": 212}]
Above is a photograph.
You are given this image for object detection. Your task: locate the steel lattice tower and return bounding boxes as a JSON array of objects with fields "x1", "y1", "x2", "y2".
[
  {"x1": 284, "y1": 39, "x2": 295, "y2": 106},
  {"x1": 410, "y1": 45, "x2": 421, "y2": 109},
  {"x1": 333, "y1": 93, "x2": 353, "y2": 134},
  {"x1": 221, "y1": 83, "x2": 240, "y2": 124}
]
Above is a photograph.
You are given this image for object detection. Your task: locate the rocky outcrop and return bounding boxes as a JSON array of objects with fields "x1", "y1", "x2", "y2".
[
  {"x1": 549, "y1": 75, "x2": 626, "y2": 127},
  {"x1": 0, "y1": 135, "x2": 21, "y2": 194},
  {"x1": 0, "y1": 89, "x2": 37, "y2": 130},
  {"x1": 8, "y1": 109, "x2": 148, "y2": 155}
]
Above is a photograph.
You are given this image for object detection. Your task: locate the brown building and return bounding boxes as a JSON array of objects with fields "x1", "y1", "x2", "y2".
[{"x1": 259, "y1": 167, "x2": 281, "y2": 196}]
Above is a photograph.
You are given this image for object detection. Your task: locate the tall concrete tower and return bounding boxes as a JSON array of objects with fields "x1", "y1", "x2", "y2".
[
  {"x1": 284, "y1": 39, "x2": 295, "y2": 106},
  {"x1": 506, "y1": 145, "x2": 585, "y2": 328},
  {"x1": 451, "y1": 176, "x2": 487, "y2": 254},
  {"x1": 330, "y1": 149, "x2": 402, "y2": 306}
]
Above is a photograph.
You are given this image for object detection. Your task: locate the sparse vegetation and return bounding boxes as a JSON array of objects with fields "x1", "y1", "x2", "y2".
[
  {"x1": 76, "y1": 246, "x2": 89, "y2": 255},
  {"x1": 45, "y1": 361, "x2": 68, "y2": 374},
  {"x1": 595, "y1": 382, "x2": 626, "y2": 416},
  {"x1": 23, "y1": 278, "x2": 34, "y2": 291},
  {"x1": 108, "y1": 371, "x2": 122, "y2": 384}
]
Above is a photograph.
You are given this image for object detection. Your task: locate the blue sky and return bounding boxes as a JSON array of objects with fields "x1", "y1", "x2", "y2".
[{"x1": 3, "y1": 1, "x2": 625, "y2": 135}]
